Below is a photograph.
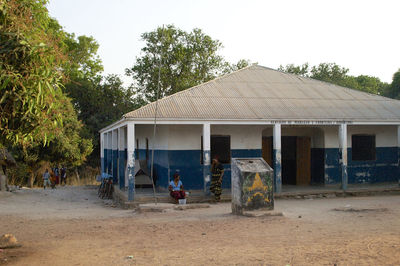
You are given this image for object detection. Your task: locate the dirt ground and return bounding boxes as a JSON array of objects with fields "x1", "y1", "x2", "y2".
[{"x1": 0, "y1": 186, "x2": 399, "y2": 266}]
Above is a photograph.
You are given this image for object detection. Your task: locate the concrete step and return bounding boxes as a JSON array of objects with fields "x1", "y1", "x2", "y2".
[{"x1": 112, "y1": 184, "x2": 400, "y2": 208}]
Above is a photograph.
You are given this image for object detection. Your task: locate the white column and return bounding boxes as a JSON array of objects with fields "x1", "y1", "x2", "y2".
[
  {"x1": 107, "y1": 132, "x2": 112, "y2": 174},
  {"x1": 126, "y1": 123, "x2": 135, "y2": 201},
  {"x1": 339, "y1": 123, "x2": 348, "y2": 190},
  {"x1": 203, "y1": 123, "x2": 211, "y2": 193},
  {"x1": 397, "y1": 126, "x2": 400, "y2": 185},
  {"x1": 118, "y1": 127, "x2": 123, "y2": 189},
  {"x1": 273, "y1": 124, "x2": 282, "y2": 193},
  {"x1": 104, "y1": 133, "x2": 109, "y2": 174},
  {"x1": 112, "y1": 130, "x2": 118, "y2": 180},
  {"x1": 100, "y1": 132, "x2": 105, "y2": 173}
]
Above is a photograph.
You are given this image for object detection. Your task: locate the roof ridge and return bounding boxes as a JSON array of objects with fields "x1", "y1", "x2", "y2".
[{"x1": 122, "y1": 64, "x2": 400, "y2": 121}]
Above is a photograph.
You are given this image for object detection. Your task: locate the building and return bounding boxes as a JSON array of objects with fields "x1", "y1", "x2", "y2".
[{"x1": 100, "y1": 65, "x2": 400, "y2": 199}]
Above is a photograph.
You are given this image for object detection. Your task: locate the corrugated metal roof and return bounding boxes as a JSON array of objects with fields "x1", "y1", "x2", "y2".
[{"x1": 124, "y1": 65, "x2": 400, "y2": 122}]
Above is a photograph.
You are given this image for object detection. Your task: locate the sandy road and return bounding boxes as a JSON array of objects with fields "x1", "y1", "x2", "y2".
[{"x1": 0, "y1": 186, "x2": 399, "y2": 265}]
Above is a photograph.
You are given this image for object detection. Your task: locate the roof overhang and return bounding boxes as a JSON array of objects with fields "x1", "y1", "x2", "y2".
[{"x1": 99, "y1": 117, "x2": 400, "y2": 134}]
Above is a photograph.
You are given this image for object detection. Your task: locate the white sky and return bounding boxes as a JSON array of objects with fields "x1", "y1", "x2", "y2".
[{"x1": 48, "y1": 0, "x2": 400, "y2": 84}]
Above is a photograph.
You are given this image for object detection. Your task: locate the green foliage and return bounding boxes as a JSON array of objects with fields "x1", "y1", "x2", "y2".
[
  {"x1": 1, "y1": 0, "x2": 94, "y2": 185},
  {"x1": 383, "y1": 69, "x2": 400, "y2": 99},
  {"x1": 0, "y1": 0, "x2": 65, "y2": 146},
  {"x1": 279, "y1": 63, "x2": 389, "y2": 95},
  {"x1": 310, "y1": 63, "x2": 350, "y2": 85},
  {"x1": 62, "y1": 34, "x2": 104, "y2": 80},
  {"x1": 64, "y1": 74, "x2": 137, "y2": 165},
  {"x1": 126, "y1": 25, "x2": 230, "y2": 102},
  {"x1": 222, "y1": 59, "x2": 252, "y2": 74},
  {"x1": 278, "y1": 63, "x2": 310, "y2": 77}
]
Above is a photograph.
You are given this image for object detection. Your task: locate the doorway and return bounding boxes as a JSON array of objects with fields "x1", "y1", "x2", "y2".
[{"x1": 262, "y1": 136, "x2": 311, "y2": 185}]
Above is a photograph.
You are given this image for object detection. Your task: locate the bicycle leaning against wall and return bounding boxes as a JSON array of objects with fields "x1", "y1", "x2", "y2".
[{"x1": 97, "y1": 173, "x2": 114, "y2": 199}]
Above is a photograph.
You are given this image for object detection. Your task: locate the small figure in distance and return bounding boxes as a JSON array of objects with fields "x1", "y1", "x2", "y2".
[
  {"x1": 43, "y1": 169, "x2": 51, "y2": 190},
  {"x1": 168, "y1": 172, "x2": 185, "y2": 204},
  {"x1": 60, "y1": 166, "x2": 67, "y2": 186}
]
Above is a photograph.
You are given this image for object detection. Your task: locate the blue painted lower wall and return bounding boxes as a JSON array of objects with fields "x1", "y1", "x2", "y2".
[
  {"x1": 101, "y1": 156, "x2": 105, "y2": 173},
  {"x1": 103, "y1": 146, "x2": 399, "y2": 190},
  {"x1": 107, "y1": 149, "x2": 112, "y2": 174},
  {"x1": 118, "y1": 149, "x2": 127, "y2": 188},
  {"x1": 311, "y1": 148, "x2": 325, "y2": 184},
  {"x1": 103, "y1": 149, "x2": 108, "y2": 174},
  {"x1": 325, "y1": 147, "x2": 399, "y2": 184},
  {"x1": 112, "y1": 150, "x2": 118, "y2": 184},
  {"x1": 138, "y1": 149, "x2": 261, "y2": 190}
]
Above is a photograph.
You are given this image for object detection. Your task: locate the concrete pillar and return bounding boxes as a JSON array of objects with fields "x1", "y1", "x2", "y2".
[
  {"x1": 112, "y1": 129, "x2": 118, "y2": 184},
  {"x1": 107, "y1": 133, "x2": 112, "y2": 174},
  {"x1": 104, "y1": 133, "x2": 109, "y2": 174},
  {"x1": 273, "y1": 124, "x2": 282, "y2": 193},
  {"x1": 118, "y1": 127, "x2": 125, "y2": 189},
  {"x1": 397, "y1": 126, "x2": 400, "y2": 184},
  {"x1": 203, "y1": 123, "x2": 211, "y2": 194},
  {"x1": 339, "y1": 123, "x2": 348, "y2": 190},
  {"x1": 127, "y1": 123, "x2": 135, "y2": 201},
  {"x1": 100, "y1": 132, "x2": 105, "y2": 173},
  {"x1": 397, "y1": 125, "x2": 400, "y2": 164}
]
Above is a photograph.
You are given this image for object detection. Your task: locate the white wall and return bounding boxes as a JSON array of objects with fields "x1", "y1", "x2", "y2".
[
  {"x1": 133, "y1": 124, "x2": 398, "y2": 151},
  {"x1": 135, "y1": 124, "x2": 169, "y2": 150},
  {"x1": 348, "y1": 125, "x2": 397, "y2": 148},
  {"x1": 212, "y1": 125, "x2": 264, "y2": 150},
  {"x1": 135, "y1": 124, "x2": 265, "y2": 151},
  {"x1": 168, "y1": 125, "x2": 202, "y2": 150},
  {"x1": 324, "y1": 125, "x2": 397, "y2": 148},
  {"x1": 112, "y1": 129, "x2": 118, "y2": 150},
  {"x1": 119, "y1": 127, "x2": 126, "y2": 150}
]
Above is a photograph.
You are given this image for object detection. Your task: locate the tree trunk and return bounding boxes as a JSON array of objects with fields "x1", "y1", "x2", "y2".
[
  {"x1": 28, "y1": 173, "x2": 35, "y2": 188},
  {"x1": 75, "y1": 168, "x2": 80, "y2": 185},
  {"x1": 0, "y1": 174, "x2": 6, "y2": 191}
]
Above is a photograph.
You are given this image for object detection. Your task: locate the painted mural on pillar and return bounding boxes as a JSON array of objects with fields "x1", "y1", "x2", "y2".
[
  {"x1": 231, "y1": 158, "x2": 274, "y2": 215},
  {"x1": 242, "y1": 171, "x2": 273, "y2": 210}
]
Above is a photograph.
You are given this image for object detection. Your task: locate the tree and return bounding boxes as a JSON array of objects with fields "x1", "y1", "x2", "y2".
[
  {"x1": 279, "y1": 63, "x2": 389, "y2": 95},
  {"x1": 65, "y1": 74, "x2": 137, "y2": 165},
  {"x1": 126, "y1": 25, "x2": 229, "y2": 103},
  {"x1": 0, "y1": 0, "x2": 65, "y2": 147},
  {"x1": 1, "y1": 0, "x2": 94, "y2": 184},
  {"x1": 221, "y1": 59, "x2": 252, "y2": 74},
  {"x1": 62, "y1": 34, "x2": 104, "y2": 81},
  {"x1": 353, "y1": 75, "x2": 388, "y2": 95},
  {"x1": 278, "y1": 63, "x2": 310, "y2": 77},
  {"x1": 383, "y1": 69, "x2": 400, "y2": 99}
]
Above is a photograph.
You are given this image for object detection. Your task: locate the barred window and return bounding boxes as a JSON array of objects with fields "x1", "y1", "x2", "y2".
[
  {"x1": 211, "y1": 135, "x2": 231, "y2": 164},
  {"x1": 352, "y1": 135, "x2": 376, "y2": 161}
]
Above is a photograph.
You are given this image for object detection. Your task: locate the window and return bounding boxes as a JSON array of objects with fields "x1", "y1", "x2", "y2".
[
  {"x1": 211, "y1": 135, "x2": 231, "y2": 164},
  {"x1": 352, "y1": 135, "x2": 376, "y2": 161}
]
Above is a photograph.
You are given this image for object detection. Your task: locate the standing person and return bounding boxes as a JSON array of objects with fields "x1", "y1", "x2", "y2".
[
  {"x1": 168, "y1": 172, "x2": 185, "y2": 203},
  {"x1": 210, "y1": 156, "x2": 224, "y2": 202},
  {"x1": 60, "y1": 166, "x2": 67, "y2": 185},
  {"x1": 54, "y1": 166, "x2": 59, "y2": 185},
  {"x1": 43, "y1": 169, "x2": 51, "y2": 189}
]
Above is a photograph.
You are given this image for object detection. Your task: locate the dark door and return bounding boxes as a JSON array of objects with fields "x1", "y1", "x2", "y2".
[
  {"x1": 296, "y1": 137, "x2": 311, "y2": 185},
  {"x1": 282, "y1": 136, "x2": 297, "y2": 185},
  {"x1": 262, "y1": 136, "x2": 273, "y2": 167}
]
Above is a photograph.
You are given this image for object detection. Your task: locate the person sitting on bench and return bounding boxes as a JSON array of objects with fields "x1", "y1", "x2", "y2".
[{"x1": 169, "y1": 172, "x2": 185, "y2": 203}]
